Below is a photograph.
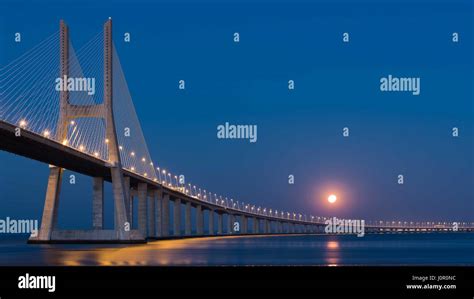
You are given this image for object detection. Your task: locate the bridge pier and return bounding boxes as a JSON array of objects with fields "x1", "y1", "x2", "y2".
[
  {"x1": 147, "y1": 189, "x2": 155, "y2": 238},
  {"x1": 185, "y1": 201, "x2": 192, "y2": 235},
  {"x1": 196, "y1": 205, "x2": 204, "y2": 235},
  {"x1": 227, "y1": 214, "x2": 234, "y2": 234},
  {"x1": 37, "y1": 166, "x2": 63, "y2": 240},
  {"x1": 124, "y1": 177, "x2": 131, "y2": 227},
  {"x1": 92, "y1": 177, "x2": 104, "y2": 230},
  {"x1": 162, "y1": 193, "x2": 170, "y2": 237},
  {"x1": 138, "y1": 183, "x2": 148, "y2": 237},
  {"x1": 242, "y1": 215, "x2": 248, "y2": 234},
  {"x1": 209, "y1": 210, "x2": 215, "y2": 235},
  {"x1": 217, "y1": 213, "x2": 223, "y2": 234},
  {"x1": 174, "y1": 198, "x2": 181, "y2": 236},
  {"x1": 253, "y1": 218, "x2": 259, "y2": 234},
  {"x1": 155, "y1": 190, "x2": 162, "y2": 237}
]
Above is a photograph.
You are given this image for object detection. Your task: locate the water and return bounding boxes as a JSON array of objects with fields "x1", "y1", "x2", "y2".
[{"x1": 0, "y1": 233, "x2": 472, "y2": 266}]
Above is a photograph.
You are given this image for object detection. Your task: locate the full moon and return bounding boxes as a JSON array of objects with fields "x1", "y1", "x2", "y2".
[{"x1": 328, "y1": 194, "x2": 337, "y2": 204}]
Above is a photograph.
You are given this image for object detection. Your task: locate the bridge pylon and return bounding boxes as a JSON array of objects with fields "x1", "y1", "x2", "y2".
[{"x1": 29, "y1": 19, "x2": 144, "y2": 243}]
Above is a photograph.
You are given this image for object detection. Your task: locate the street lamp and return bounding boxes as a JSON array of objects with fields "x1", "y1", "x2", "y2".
[
  {"x1": 157, "y1": 167, "x2": 161, "y2": 182},
  {"x1": 162, "y1": 170, "x2": 167, "y2": 185}
]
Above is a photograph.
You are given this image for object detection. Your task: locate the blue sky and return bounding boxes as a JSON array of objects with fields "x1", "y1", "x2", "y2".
[{"x1": 0, "y1": 0, "x2": 473, "y2": 229}]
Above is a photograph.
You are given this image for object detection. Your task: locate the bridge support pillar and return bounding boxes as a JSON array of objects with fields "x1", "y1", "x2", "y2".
[
  {"x1": 209, "y1": 210, "x2": 215, "y2": 235},
  {"x1": 217, "y1": 213, "x2": 223, "y2": 234},
  {"x1": 147, "y1": 191, "x2": 155, "y2": 238},
  {"x1": 242, "y1": 215, "x2": 248, "y2": 234},
  {"x1": 37, "y1": 166, "x2": 63, "y2": 240},
  {"x1": 155, "y1": 189, "x2": 162, "y2": 237},
  {"x1": 196, "y1": 205, "x2": 204, "y2": 235},
  {"x1": 185, "y1": 201, "x2": 192, "y2": 235},
  {"x1": 173, "y1": 198, "x2": 181, "y2": 236},
  {"x1": 227, "y1": 214, "x2": 234, "y2": 234},
  {"x1": 162, "y1": 193, "x2": 170, "y2": 237},
  {"x1": 263, "y1": 219, "x2": 268, "y2": 234},
  {"x1": 137, "y1": 183, "x2": 148, "y2": 237},
  {"x1": 253, "y1": 218, "x2": 259, "y2": 234},
  {"x1": 123, "y1": 177, "x2": 131, "y2": 227},
  {"x1": 92, "y1": 177, "x2": 104, "y2": 229}
]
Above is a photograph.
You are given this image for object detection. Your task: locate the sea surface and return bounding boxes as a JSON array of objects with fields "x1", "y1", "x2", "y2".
[{"x1": 0, "y1": 233, "x2": 472, "y2": 266}]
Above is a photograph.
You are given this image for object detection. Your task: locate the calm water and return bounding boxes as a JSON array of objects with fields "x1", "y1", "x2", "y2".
[{"x1": 0, "y1": 233, "x2": 472, "y2": 266}]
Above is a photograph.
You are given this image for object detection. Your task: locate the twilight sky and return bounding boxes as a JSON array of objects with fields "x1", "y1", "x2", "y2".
[{"x1": 0, "y1": 0, "x2": 472, "y2": 229}]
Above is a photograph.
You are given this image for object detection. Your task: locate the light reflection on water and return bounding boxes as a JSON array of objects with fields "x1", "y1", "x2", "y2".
[
  {"x1": 0, "y1": 233, "x2": 473, "y2": 266},
  {"x1": 325, "y1": 240, "x2": 340, "y2": 266}
]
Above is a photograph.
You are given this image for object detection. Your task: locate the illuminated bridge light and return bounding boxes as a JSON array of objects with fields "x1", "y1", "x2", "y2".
[
  {"x1": 62, "y1": 139, "x2": 68, "y2": 145},
  {"x1": 19, "y1": 119, "x2": 27, "y2": 128},
  {"x1": 43, "y1": 130, "x2": 50, "y2": 137},
  {"x1": 94, "y1": 152, "x2": 99, "y2": 157},
  {"x1": 79, "y1": 145, "x2": 85, "y2": 151},
  {"x1": 131, "y1": 167, "x2": 135, "y2": 171},
  {"x1": 141, "y1": 157, "x2": 146, "y2": 162},
  {"x1": 119, "y1": 146, "x2": 123, "y2": 150},
  {"x1": 70, "y1": 120, "x2": 75, "y2": 125},
  {"x1": 130, "y1": 151, "x2": 135, "y2": 157},
  {"x1": 105, "y1": 138, "x2": 109, "y2": 143}
]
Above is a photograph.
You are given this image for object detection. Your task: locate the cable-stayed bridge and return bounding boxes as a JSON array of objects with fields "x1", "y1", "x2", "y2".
[{"x1": 0, "y1": 19, "x2": 472, "y2": 243}]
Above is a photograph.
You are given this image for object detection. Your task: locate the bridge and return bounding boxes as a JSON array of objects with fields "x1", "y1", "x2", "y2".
[{"x1": 0, "y1": 19, "x2": 472, "y2": 243}]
